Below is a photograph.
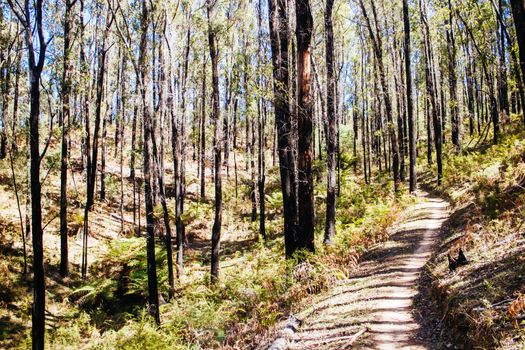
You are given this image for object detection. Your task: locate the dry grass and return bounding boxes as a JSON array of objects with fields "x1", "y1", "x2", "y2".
[{"x1": 422, "y1": 125, "x2": 525, "y2": 349}]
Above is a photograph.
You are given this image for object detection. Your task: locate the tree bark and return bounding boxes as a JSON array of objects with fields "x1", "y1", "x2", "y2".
[
  {"x1": 445, "y1": 0, "x2": 460, "y2": 152},
  {"x1": 138, "y1": 0, "x2": 160, "y2": 324},
  {"x1": 60, "y1": 0, "x2": 75, "y2": 277},
  {"x1": 268, "y1": 0, "x2": 299, "y2": 257},
  {"x1": 403, "y1": 0, "x2": 417, "y2": 192},
  {"x1": 0, "y1": 46, "x2": 9, "y2": 160},
  {"x1": 324, "y1": 0, "x2": 336, "y2": 244},
  {"x1": 295, "y1": 0, "x2": 315, "y2": 252},
  {"x1": 82, "y1": 11, "x2": 112, "y2": 278},
  {"x1": 421, "y1": 2, "x2": 442, "y2": 185},
  {"x1": 207, "y1": 0, "x2": 223, "y2": 283},
  {"x1": 6, "y1": 0, "x2": 48, "y2": 346},
  {"x1": 200, "y1": 55, "x2": 206, "y2": 200},
  {"x1": 510, "y1": 0, "x2": 525, "y2": 122},
  {"x1": 257, "y1": 0, "x2": 266, "y2": 239}
]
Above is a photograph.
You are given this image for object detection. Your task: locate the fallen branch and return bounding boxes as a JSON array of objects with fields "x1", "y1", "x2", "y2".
[
  {"x1": 472, "y1": 298, "x2": 514, "y2": 312},
  {"x1": 341, "y1": 327, "x2": 368, "y2": 349}
]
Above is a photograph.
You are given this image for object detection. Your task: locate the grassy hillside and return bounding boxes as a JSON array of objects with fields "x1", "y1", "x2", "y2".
[
  {"x1": 421, "y1": 120, "x2": 525, "y2": 349},
  {"x1": 0, "y1": 125, "x2": 413, "y2": 349}
]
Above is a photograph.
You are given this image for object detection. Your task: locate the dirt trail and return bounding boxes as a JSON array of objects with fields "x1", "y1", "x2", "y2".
[{"x1": 269, "y1": 191, "x2": 450, "y2": 350}]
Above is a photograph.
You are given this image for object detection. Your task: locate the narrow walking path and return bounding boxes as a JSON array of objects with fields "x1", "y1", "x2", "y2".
[{"x1": 270, "y1": 191, "x2": 450, "y2": 350}]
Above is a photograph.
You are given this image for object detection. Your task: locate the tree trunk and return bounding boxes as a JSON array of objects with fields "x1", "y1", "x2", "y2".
[
  {"x1": 445, "y1": 0, "x2": 460, "y2": 152},
  {"x1": 200, "y1": 55, "x2": 206, "y2": 200},
  {"x1": 324, "y1": 0, "x2": 336, "y2": 244},
  {"x1": 403, "y1": 0, "x2": 417, "y2": 192},
  {"x1": 60, "y1": 0, "x2": 75, "y2": 277},
  {"x1": 7, "y1": 0, "x2": 48, "y2": 346},
  {"x1": 421, "y1": 2, "x2": 442, "y2": 185},
  {"x1": 359, "y1": 0, "x2": 400, "y2": 191},
  {"x1": 510, "y1": 0, "x2": 525, "y2": 122},
  {"x1": 208, "y1": 0, "x2": 223, "y2": 282},
  {"x1": 82, "y1": 12, "x2": 111, "y2": 278},
  {"x1": 465, "y1": 41, "x2": 476, "y2": 135},
  {"x1": 0, "y1": 48, "x2": 9, "y2": 160},
  {"x1": 29, "y1": 72, "x2": 45, "y2": 350},
  {"x1": 100, "y1": 89, "x2": 108, "y2": 201},
  {"x1": 257, "y1": 0, "x2": 266, "y2": 240},
  {"x1": 130, "y1": 72, "x2": 139, "y2": 232},
  {"x1": 497, "y1": 0, "x2": 509, "y2": 123},
  {"x1": 119, "y1": 56, "x2": 126, "y2": 235},
  {"x1": 11, "y1": 41, "x2": 21, "y2": 153},
  {"x1": 295, "y1": 0, "x2": 315, "y2": 252},
  {"x1": 138, "y1": 0, "x2": 160, "y2": 324},
  {"x1": 268, "y1": 0, "x2": 299, "y2": 257}
]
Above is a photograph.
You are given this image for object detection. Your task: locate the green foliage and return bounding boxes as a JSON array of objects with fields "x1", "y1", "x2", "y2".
[
  {"x1": 70, "y1": 279, "x2": 117, "y2": 308},
  {"x1": 44, "y1": 149, "x2": 61, "y2": 173},
  {"x1": 265, "y1": 190, "x2": 283, "y2": 212},
  {"x1": 339, "y1": 152, "x2": 359, "y2": 172},
  {"x1": 55, "y1": 149, "x2": 408, "y2": 349},
  {"x1": 181, "y1": 201, "x2": 213, "y2": 227},
  {"x1": 103, "y1": 174, "x2": 121, "y2": 199}
]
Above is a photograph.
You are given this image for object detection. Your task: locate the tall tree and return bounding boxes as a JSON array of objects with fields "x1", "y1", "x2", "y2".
[
  {"x1": 421, "y1": 0, "x2": 443, "y2": 185},
  {"x1": 268, "y1": 0, "x2": 299, "y2": 257},
  {"x1": 60, "y1": 0, "x2": 75, "y2": 277},
  {"x1": 358, "y1": 0, "x2": 401, "y2": 191},
  {"x1": 445, "y1": 0, "x2": 460, "y2": 152},
  {"x1": 7, "y1": 0, "x2": 48, "y2": 347},
  {"x1": 0, "y1": 16, "x2": 10, "y2": 160},
  {"x1": 324, "y1": 0, "x2": 336, "y2": 244},
  {"x1": 403, "y1": 0, "x2": 417, "y2": 192},
  {"x1": 257, "y1": 0, "x2": 266, "y2": 240},
  {"x1": 497, "y1": 0, "x2": 509, "y2": 122},
  {"x1": 510, "y1": 0, "x2": 525, "y2": 121},
  {"x1": 82, "y1": 8, "x2": 113, "y2": 278},
  {"x1": 200, "y1": 54, "x2": 207, "y2": 200},
  {"x1": 296, "y1": 0, "x2": 315, "y2": 252},
  {"x1": 207, "y1": 0, "x2": 223, "y2": 282},
  {"x1": 138, "y1": 0, "x2": 160, "y2": 324}
]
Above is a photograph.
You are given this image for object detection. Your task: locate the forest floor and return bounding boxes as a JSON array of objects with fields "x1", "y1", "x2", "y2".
[{"x1": 266, "y1": 190, "x2": 450, "y2": 350}]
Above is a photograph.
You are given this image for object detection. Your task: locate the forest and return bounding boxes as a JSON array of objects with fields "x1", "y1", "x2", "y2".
[{"x1": 0, "y1": 0, "x2": 525, "y2": 348}]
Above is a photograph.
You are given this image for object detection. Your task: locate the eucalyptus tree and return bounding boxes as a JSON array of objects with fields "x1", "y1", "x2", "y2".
[
  {"x1": 6, "y1": 0, "x2": 49, "y2": 347},
  {"x1": 403, "y1": 0, "x2": 417, "y2": 192},
  {"x1": 324, "y1": 0, "x2": 337, "y2": 244},
  {"x1": 268, "y1": 0, "x2": 299, "y2": 256},
  {"x1": 207, "y1": 0, "x2": 223, "y2": 282},
  {"x1": 295, "y1": 0, "x2": 315, "y2": 252},
  {"x1": 510, "y1": 0, "x2": 525, "y2": 114},
  {"x1": 60, "y1": 0, "x2": 77, "y2": 277}
]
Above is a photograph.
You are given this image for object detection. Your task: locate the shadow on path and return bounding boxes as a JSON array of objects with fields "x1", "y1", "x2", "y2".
[{"x1": 267, "y1": 190, "x2": 450, "y2": 350}]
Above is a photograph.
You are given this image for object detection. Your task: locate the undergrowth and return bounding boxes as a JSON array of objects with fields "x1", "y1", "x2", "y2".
[
  {"x1": 19, "y1": 160, "x2": 408, "y2": 349},
  {"x1": 0, "y1": 124, "x2": 411, "y2": 349},
  {"x1": 422, "y1": 122, "x2": 525, "y2": 349}
]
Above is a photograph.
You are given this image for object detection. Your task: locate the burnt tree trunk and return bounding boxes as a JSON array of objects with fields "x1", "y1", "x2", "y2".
[
  {"x1": 324, "y1": 0, "x2": 336, "y2": 244},
  {"x1": 295, "y1": 0, "x2": 315, "y2": 252},
  {"x1": 200, "y1": 55, "x2": 206, "y2": 200},
  {"x1": 268, "y1": 0, "x2": 299, "y2": 257},
  {"x1": 7, "y1": 0, "x2": 48, "y2": 347},
  {"x1": 421, "y1": 2, "x2": 443, "y2": 185},
  {"x1": 403, "y1": 0, "x2": 417, "y2": 192},
  {"x1": 445, "y1": 0, "x2": 460, "y2": 151},
  {"x1": 138, "y1": 0, "x2": 160, "y2": 324},
  {"x1": 510, "y1": 0, "x2": 525, "y2": 122},
  {"x1": 207, "y1": 0, "x2": 223, "y2": 282},
  {"x1": 60, "y1": 0, "x2": 75, "y2": 277}
]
